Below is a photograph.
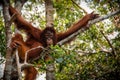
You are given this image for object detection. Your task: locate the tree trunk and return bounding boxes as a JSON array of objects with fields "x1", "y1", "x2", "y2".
[
  {"x1": 45, "y1": 0, "x2": 54, "y2": 27},
  {"x1": 45, "y1": 0, "x2": 55, "y2": 80},
  {"x1": 2, "y1": 0, "x2": 27, "y2": 79},
  {"x1": 2, "y1": 1, "x2": 12, "y2": 80}
]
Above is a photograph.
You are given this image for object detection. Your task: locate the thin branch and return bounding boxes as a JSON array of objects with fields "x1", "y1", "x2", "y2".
[
  {"x1": 76, "y1": 48, "x2": 111, "y2": 56},
  {"x1": 20, "y1": 63, "x2": 32, "y2": 68},
  {"x1": 90, "y1": 9, "x2": 120, "y2": 24},
  {"x1": 15, "y1": 0, "x2": 28, "y2": 12},
  {"x1": 57, "y1": 9, "x2": 120, "y2": 46},
  {"x1": 100, "y1": 30, "x2": 116, "y2": 56},
  {"x1": 14, "y1": 46, "x2": 44, "y2": 79},
  {"x1": 76, "y1": 50, "x2": 96, "y2": 55},
  {"x1": 9, "y1": 13, "x2": 17, "y2": 25},
  {"x1": 71, "y1": 0, "x2": 87, "y2": 14},
  {"x1": 25, "y1": 46, "x2": 44, "y2": 63},
  {"x1": 99, "y1": 49, "x2": 112, "y2": 53},
  {"x1": 15, "y1": 48, "x2": 33, "y2": 79},
  {"x1": 21, "y1": 46, "x2": 44, "y2": 69},
  {"x1": 29, "y1": 47, "x2": 51, "y2": 62},
  {"x1": 15, "y1": 49, "x2": 22, "y2": 80},
  {"x1": 98, "y1": 43, "x2": 112, "y2": 54}
]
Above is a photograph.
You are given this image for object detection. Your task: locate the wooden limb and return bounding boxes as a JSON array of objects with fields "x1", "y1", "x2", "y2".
[
  {"x1": 9, "y1": 13, "x2": 17, "y2": 25},
  {"x1": 57, "y1": 9, "x2": 120, "y2": 46},
  {"x1": 15, "y1": 0, "x2": 27, "y2": 12},
  {"x1": 100, "y1": 49, "x2": 111, "y2": 53},
  {"x1": 2, "y1": 0, "x2": 13, "y2": 79},
  {"x1": 14, "y1": 46, "x2": 44, "y2": 79},
  {"x1": 100, "y1": 30, "x2": 116, "y2": 56},
  {"x1": 71, "y1": 0, "x2": 87, "y2": 14},
  {"x1": 76, "y1": 48, "x2": 111, "y2": 56},
  {"x1": 15, "y1": 49, "x2": 22, "y2": 80},
  {"x1": 21, "y1": 46, "x2": 44, "y2": 70},
  {"x1": 24, "y1": 46, "x2": 44, "y2": 63}
]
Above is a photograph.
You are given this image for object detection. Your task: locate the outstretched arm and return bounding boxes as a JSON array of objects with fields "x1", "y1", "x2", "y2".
[
  {"x1": 57, "y1": 12, "x2": 99, "y2": 42},
  {"x1": 9, "y1": 6, "x2": 41, "y2": 40}
]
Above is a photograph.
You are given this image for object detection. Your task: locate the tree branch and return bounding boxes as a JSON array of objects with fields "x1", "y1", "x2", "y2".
[
  {"x1": 15, "y1": 0, "x2": 27, "y2": 12},
  {"x1": 9, "y1": 13, "x2": 17, "y2": 25},
  {"x1": 71, "y1": 0, "x2": 87, "y2": 14},
  {"x1": 14, "y1": 46, "x2": 44, "y2": 80},
  {"x1": 76, "y1": 48, "x2": 111, "y2": 56},
  {"x1": 25, "y1": 46, "x2": 44, "y2": 62},
  {"x1": 100, "y1": 30, "x2": 116, "y2": 56},
  {"x1": 15, "y1": 49, "x2": 22, "y2": 80},
  {"x1": 57, "y1": 9, "x2": 120, "y2": 46}
]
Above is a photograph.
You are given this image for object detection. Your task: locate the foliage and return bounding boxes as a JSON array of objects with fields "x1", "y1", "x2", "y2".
[
  {"x1": 0, "y1": 11, "x2": 6, "y2": 65},
  {"x1": 0, "y1": 0, "x2": 120, "y2": 79},
  {"x1": 0, "y1": 11, "x2": 6, "y2": 57},
  {"x1": 49, "y1": 45, "x2": 120, "y2": 80},
  {"x1": 53, "y1": 0, "x2": 84, "y2": 32}
]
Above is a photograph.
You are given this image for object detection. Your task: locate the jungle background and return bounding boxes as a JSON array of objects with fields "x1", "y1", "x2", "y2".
[{"x1": 0, "y1": 0, "x2": 120, "y2": 80}]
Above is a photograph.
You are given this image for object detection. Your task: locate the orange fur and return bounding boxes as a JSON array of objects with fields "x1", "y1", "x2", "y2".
[{"x1": 24, "y1": 66, "x2": 37, "y2": 80}]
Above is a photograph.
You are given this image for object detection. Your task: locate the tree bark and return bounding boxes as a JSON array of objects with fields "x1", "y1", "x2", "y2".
[
  {"x1": 45, "y1": 0, "x2": 54, "y2": 27},
  {"x1": 45, "y1": 0, "x2": 55, "y2": 80},
  {"x1": 2, "y1": 0, "x2": 27, "y2": 79},
  {"x1": 2, "y1": 0, "x2": 12, "y2": 80}
]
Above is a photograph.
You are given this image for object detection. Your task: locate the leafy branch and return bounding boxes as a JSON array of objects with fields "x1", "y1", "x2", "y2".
[
  {"x1": 100, "y1": 30, "x2": 116, "y2": 57},
  {"x1": 57, "y1": 9, "x2": 120, "y2": 46}
]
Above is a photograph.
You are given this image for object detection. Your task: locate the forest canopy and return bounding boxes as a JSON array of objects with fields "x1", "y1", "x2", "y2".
[{"x1": 0, "y1": 0, "x2": 120, "y2": 80}]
